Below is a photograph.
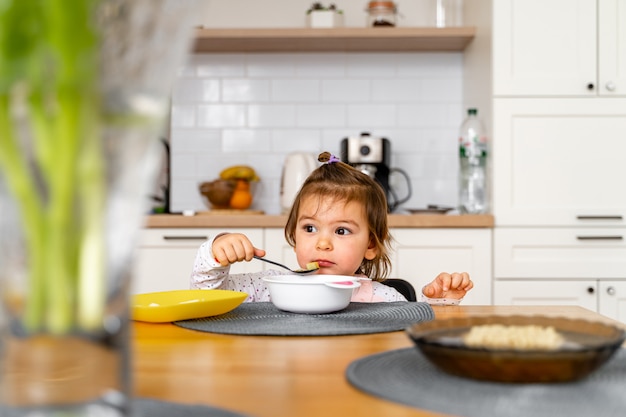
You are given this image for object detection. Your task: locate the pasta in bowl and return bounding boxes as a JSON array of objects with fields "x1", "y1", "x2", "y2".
[{"x1": 406, "y1": 315, "x2": 625, "y2": 383}]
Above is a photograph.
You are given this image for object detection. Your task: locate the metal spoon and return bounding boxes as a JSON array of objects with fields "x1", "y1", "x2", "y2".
[{"x1": 253, "y1": 255, "x2": 319, "y2": 275}]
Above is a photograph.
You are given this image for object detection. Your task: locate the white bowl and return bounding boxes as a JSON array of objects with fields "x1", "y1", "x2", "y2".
[{"x1": 262, "y1": 275, "x2": 361, "y2": 314}]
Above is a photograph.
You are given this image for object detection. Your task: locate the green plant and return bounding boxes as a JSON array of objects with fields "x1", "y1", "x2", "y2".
[
  {"x1": 0, "y1": 0, "x2": 105, "y2": 334},
  {"x1": 306, "y1": 2, "x2": 343, "y2": 14}
]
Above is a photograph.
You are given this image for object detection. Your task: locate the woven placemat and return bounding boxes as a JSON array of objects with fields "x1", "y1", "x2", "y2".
[
  {"x1": 0, "y1": 398, "x2": 251, "y2": 417},
  {"x1": 346, "y1": 347, "x2": 626, "y2": 417},
  {"x1": 174, "y1": 302, "x2": 434, "y2": 336}
]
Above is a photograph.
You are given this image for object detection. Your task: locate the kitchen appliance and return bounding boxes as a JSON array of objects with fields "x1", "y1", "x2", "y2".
[
  {"x1": 280, "y1": 152, "x2": 318, "y2": 214},
  {"x1": 341, "y1": 132, "x2": 411, "y2": 212}
]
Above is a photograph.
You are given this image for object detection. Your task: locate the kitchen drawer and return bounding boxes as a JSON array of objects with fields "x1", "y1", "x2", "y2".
[
  {"x1": 494, "y1": 227, "x2": 626, "y2": 279},
  {"x1": 390, "y1": 228, "x2": 492, "y2": 305},
  {"x1": 494, "y1": 280, "x2": 598, "y2": 311},
  {"x1": 494, "y1": 279, "x2": 626, "y2": 324},
  {"x1": 132, "y1": 228, "x2": 263, "y2": 294}
]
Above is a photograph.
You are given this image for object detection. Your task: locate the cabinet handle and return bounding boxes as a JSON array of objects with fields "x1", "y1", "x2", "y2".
[
  {"x1": 605, "y1": 81, "x2": 616, "y2": 92},
  {"x1": 587, "y1": 286, "x2": 595, "y2": 294},
  {"x1": 576, "y1": 235, "x2": 623, "y2": 241},
  {"x1": 576, "y1": 215, "x2": 623, "y2": 220},
  {"x1": 587, "y1": 82, "x2": 595, "y2": 91},
  {"x1": 163, "y1": 236, "x2": 209, "y2": 241},
  {"x1": 606, "y1": 286, "x2": 616, "y2": 296}
]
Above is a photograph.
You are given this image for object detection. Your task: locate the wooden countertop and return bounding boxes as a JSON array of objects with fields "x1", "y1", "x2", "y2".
[
  {"x1": 145, "y1": 213, "x2": 494, "y2": 228},
  {"x1": 133, "y1": 305, "x2": 622, "y2": 417}
]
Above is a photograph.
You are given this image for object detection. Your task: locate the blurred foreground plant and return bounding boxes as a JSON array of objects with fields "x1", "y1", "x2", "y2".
[{"x1": 0, "y1": 0, "x2": 107, "y2": 334}]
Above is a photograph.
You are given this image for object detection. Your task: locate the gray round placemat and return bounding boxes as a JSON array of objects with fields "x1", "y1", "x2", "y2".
[
  {"x1": 135, "y1": 398, "x2": 251, "y2": 417},
  {"x1": 174, "y1": 302, "x2": 434, "y2": 336},
  {"x1": 0, "y1": 398, "x2": 251, "y2": 417},
  {"x1": 346, "y1": 347, "x2": 626, "y2": 417}
]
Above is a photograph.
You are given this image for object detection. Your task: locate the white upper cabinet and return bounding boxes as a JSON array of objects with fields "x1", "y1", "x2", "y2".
[
  {"x1": 493, "y1": 0, "x2": 626, "y2": 96},
  {"x1": 493, "y1": 98, "x2": 626, "y2": 225}
]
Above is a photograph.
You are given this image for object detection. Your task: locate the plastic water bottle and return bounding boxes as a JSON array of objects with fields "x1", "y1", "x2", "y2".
[{"x1": 458, "y1": 108, "x2": 488, "y2": 214}]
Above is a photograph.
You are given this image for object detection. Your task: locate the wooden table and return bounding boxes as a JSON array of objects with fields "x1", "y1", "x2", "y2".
[{"x1": 133, "y1": 305, "x2": 623, "y2": 417}]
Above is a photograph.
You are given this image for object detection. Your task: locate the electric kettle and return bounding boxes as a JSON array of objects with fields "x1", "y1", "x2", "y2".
[{"x1": 280, "y1": 152, "x2": 318, "y2": 214}]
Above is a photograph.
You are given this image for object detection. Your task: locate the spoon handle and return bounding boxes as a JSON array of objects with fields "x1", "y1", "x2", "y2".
[
  {"x1": 253, "y1": 255, "x2": 318, "y2": 274},
  {"x1": 253, "y1": 255, "x2": 290, "y2": 271}
]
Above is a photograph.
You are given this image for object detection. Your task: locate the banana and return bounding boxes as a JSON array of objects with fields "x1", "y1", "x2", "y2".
[{"x1": 219, "y1": 165, "x2": 260, "y2": 181}]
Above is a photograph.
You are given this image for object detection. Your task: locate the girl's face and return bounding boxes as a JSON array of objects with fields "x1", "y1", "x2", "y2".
[{"x1": 293, "y1": 195, "x2": 377, "y2": 276}]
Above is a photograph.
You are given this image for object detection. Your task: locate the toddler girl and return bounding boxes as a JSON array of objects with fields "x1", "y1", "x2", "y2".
[{"x1": 191, "y1": 152, "x2": 473, "y2": 304}]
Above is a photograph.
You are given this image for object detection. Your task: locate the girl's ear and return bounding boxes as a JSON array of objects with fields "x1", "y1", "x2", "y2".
[{"x1": 364, "y1": 237, "x2": 378, "y2": 260}]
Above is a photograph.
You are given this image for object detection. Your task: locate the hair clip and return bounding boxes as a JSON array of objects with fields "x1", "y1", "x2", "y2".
[{"x1": 318, "y1": 152, "x2": 341, "y2": 164}]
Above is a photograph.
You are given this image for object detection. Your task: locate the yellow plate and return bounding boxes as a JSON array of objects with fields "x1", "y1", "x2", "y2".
[{"x1": 132, "y1": 289, "x2": 247, "y2": 323}]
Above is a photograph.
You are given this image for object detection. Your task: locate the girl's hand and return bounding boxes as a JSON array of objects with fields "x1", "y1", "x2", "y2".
[
  {"x1": 212, "y1": 233, "x2": 266, "y2": 266},
  {"x1": 422, "y1": 272, "x2": 473, "y2": 300}
]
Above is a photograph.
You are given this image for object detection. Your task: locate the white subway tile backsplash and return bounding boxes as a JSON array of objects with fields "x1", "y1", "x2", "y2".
[
  {"x1": 197, "y1": 104, "x2": 246, "y2": 127},
  {"x1": 271, "y1": 129, "x2": 322, "y2": 152},
  {"x1": 246, "y1": 53, "x2": 296, "y2": 77},
  {"x1": 170, "y1": 154, "x2": 197, "y2": 178},
  {"x1": 248, "y1": 104, "x2": 297, "y2": 127},
  {"x1": 347, "y1": 104, "x2": 396, "y2": 127},
  {"x1": 173, "y1": 78, "x2": 220, "y2": 102},
  {"x1": 396, "y1": 53, "x2": 463, "y2": 77},
  {"x1": 296, "y1": 104, "x2": 345, "y2": 127},
  {"x1": 322, "y1": 79, "x2": 370, "y2": 102},
  {"x1": 222, "y1": 79, "x2": 271, "y2": 102},
  {"x1": 169, "y1": 52, "x2": 466, "y2": 214},
  {"x1": 195, "y1": 54, "x2": 246, "y2": 77},
  {"x1": 396, "y1": 104, "x2": 448, "y2": 127},
  {"x1": 295, "y1": 53, "x2": 347, "y2": 77},
  {"x1": 171, "y1": 104, "x2": 196, "y2": 128},
  {"x1": 171, "y1": 129, "x2": 221, "y2": 153},
  {"x1": 371, "y1": 79, "x2": 422, "y2": 102},
  {"x1": 346, "y1": 54, "x2": 398, "y2": 78},
  {"x1": 222, "y1": 129, "x2": 272, "y2": 153},
  {"x1": 271, "y1": 79, "x2": 320, "y2": 102},
  {"x1": 421, "y1": 78, "x2": 463, "y2": 102}
]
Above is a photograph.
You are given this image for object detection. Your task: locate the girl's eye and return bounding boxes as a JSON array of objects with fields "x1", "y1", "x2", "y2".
[
  {"x1": 335, "y1": 227, "x2": 351, "y2": 236},
  {"x1": 304, "y1": 225, "x2": 317, "y2": 233}
]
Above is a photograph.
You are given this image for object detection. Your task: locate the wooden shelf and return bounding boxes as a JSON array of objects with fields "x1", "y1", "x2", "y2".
[{"x1": 193, "y1": 27, "x2": 476, "y2": 53}]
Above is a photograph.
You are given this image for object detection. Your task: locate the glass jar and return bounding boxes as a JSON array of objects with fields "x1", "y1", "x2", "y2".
[{"x1": 366, "y1": 1, "x2": 397, "y2": 27}]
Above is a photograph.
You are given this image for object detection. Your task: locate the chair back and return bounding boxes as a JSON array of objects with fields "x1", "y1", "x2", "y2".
[{"x1": 382, "y1": 279, "x2": 417, "y2": 302}]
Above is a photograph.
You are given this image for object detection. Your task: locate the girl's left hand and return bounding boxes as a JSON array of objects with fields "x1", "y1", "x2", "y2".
[{"x1": 422, "y1": 272, "x2": 473, "y2": 300}]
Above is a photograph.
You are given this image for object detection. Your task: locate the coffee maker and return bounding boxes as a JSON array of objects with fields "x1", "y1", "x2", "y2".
[{"x1": 340, "y1": 132, "x2": 411, "y2": 212}]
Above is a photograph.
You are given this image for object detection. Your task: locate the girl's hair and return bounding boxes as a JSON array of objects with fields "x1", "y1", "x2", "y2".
[{"x1": 284, "y1": 152, "x2": 392, "y2": 280}]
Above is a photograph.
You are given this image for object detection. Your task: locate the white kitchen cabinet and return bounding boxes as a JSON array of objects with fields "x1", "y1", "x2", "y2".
[
  {"x1": 598, "y1": 281, "x2": 626, "y2": 322},
  {"x1": 494, "y1": 280, "x2": 626, "y2": 323},
  {"x1": 493, "y1": 0, "x2": 626, "y2": 97},
  {"x1": 263, "y1": 228, "x2": 297, "y2": 269},
  {"x1": 494, "y1": 280, "x2": 598, "y2": 311},
  {"x1": 492, "y1": 98, "x2": 626, "y2": 226},
  {"x1": 390, "y1": 228, "x2": 492, "y2": 305},
  {"x1": 132, "y1": 228, "x2": 263, "y2": 294},
  {"x1": 494, "y1": 228, "x2": 626, "y2": 279},
  {"x1": 493, "y1": 228, "x2": 626, "y2": 323}
]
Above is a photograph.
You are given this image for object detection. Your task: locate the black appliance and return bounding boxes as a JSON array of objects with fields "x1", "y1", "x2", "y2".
[{"x1": 340, "y1": 132, "x2": 411, "y2": 212}]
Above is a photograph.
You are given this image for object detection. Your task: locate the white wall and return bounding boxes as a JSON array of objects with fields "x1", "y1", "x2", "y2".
[
  {"x1": 194, "y1": 0, "x2": 462, "y2": 29},
  {"x1": 169, "y1": 0, "x2": 472, "y2": 214}
]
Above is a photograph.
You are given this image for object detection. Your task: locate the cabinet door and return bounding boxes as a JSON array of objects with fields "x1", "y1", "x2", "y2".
[
  {"x1": 390, "y1": 229, "x2": 492, "y2": 305},
  {"x1": 493, "y1": 0, "x2": 596, "y2": 96},
  {"x1": 494, "y1": 228, "x2": 626, "y2": 279},
  {"x1": 494, "y1": 280, "x2": 598, "y2": 311},
  {"x1": 493, "y1": 98, "x2": 626, "y2": 225},
  {"x1": 598, "y1": 0, "x2": 626, "y2": 95},
  {"x1": 133, "y1": 228, "x2": 263, "y2": 294},
  {"x1": 263, "y1": 228, "x2": 297, "y2": 270},
  {"x1": 598, "y1": 280, "x2": 626, "y2": 322}
]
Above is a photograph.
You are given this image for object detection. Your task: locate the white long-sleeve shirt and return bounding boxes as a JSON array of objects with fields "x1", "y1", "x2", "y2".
[{"x1": 190, "y1": 238, "x2": 407, "y2": 303}]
